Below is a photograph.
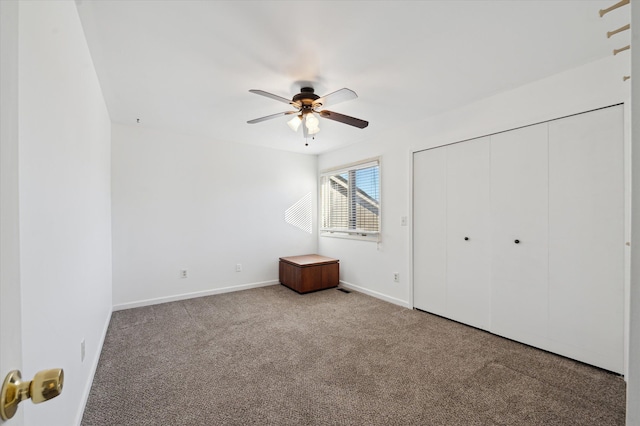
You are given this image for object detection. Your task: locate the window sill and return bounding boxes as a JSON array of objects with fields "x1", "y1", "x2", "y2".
[{"x1": 320, "y1": 231, "x2": 380, "y2": 242}]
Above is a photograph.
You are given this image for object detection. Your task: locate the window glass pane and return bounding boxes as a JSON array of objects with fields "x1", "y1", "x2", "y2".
[
  {"x1": 327, "y1": 174, "x2": 348, "y2": 229},
  {"x1": 321, "y1": 159, "x2": 380, "y2": 238},
  {"x1": 354, "y1": 166, "x2": 379, "y2": 231}
]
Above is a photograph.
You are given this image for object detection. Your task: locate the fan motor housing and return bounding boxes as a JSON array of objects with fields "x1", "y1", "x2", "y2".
[{"x1": 293, "y1": 87, "x2": 320, "y2": 108}]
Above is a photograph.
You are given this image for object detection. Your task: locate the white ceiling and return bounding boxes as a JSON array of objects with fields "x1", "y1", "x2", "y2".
[{"x1": 75, "y1": 0, "x2": 630, "y2": 155}]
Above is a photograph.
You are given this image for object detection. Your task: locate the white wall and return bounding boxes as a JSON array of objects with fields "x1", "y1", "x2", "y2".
[
  {"x1": 111, "y1": 124, "x2": 318, "y2": 308},
  {"x1": 319, "y1": 55, "x2": 630, "y2": 308},
  {"x1": 18, "y1": 2, "x2": 113, "y2": 425},
  {"x1": 627, "y1": 0, "x2": 639, "y2": 422}
]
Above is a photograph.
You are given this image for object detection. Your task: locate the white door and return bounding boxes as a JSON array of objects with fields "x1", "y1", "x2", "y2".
[
  {"x1": 1, "y1": 0, "x2": 24, "y2": 424},
  {"x1": 413, "y1": 148, "x2": 447, "y2": 316},
  {"x1": 445, "y1": 137, "x2": 492, "y2": 330},
  {"x1": 548, "y1": 105, "x2": 625, "y2": 373},
  {"x1": 490, "y1": 124, "x2": 549, "y2": 345}
]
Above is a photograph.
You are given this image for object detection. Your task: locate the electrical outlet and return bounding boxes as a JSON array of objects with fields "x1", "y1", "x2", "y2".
[
  {"x1": 393, "y1": 272, "x2": 400, "y2": 283},
  {"x1": 180, "y1": 269, "x2": 188, "y2": 278},
  {"x1": 236, "y1": 263, "x2": 242, "y2": 272},
  {"x1": 81, "y1": 339, "x2": 86, "y2": 362}
]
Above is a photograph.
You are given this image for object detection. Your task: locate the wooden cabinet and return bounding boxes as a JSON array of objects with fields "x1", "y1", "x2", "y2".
[
  {"x1": 413, "y1": 105, "x2": 624, "y2": 373},
  {"x1": 279, "y1": 254, "x2": 339, "y2": 294}
]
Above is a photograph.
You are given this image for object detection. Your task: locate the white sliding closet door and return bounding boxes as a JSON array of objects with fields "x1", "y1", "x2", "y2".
[
  {"x1": 490, "y1": 124, "x2": 549, "y2": 344},
  {"x1": 548, "y1": 105, "x2": 624, "y2": 373},
  {"x1": 413, "y1": 148, "x2": 447, "y2": 316},
  {"x1": 412, "y1": 105, "x2": 624, "y2": 373},
  {"x1": 446, "y1": 138, "x2": 491, "y2": 330}
]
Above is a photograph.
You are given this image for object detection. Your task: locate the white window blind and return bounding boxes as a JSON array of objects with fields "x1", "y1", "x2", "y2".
[{"x1": 320, "y1": 159, "x2": 380, "y2": 239}]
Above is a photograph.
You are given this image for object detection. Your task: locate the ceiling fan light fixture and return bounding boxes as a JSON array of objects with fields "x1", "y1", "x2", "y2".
[
  {"x1": 305, "y1": 113, "x2": 320, "y2": 135},
  {"x1": 287, "y1": 115, "x2": 302, "y2": 132},
  {"x1": 247, "y1": 87, "x2": 368, "y2": 137},
  {"x1": 305, "y1": 113, "x2": 319, "y2": 128}
]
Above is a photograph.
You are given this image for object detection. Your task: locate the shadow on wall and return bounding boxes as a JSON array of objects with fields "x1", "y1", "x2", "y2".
[{"x1": 285, "y1": 193, "x2": 312, "y2": 233}]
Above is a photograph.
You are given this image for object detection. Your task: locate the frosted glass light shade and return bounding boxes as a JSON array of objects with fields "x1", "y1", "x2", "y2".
[
  {"x1": 287, "y1": 115, "x2": 302, "y2": 131},
  {"x1": 306, "y1": 113, "x2": 319, "y2": 128}
]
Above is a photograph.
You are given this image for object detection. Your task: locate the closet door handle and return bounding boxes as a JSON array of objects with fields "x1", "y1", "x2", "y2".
[
  {"x1": 514, "y1": 239, "x2": 520, "y2": 244},
  {"x1": 464, "y1": 237, "x2": 469, "y2": 241}
]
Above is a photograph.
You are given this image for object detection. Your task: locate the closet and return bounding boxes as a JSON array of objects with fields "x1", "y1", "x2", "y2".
[{"x1": 413, "y1": 105, "x2": 624, "y2": 373}]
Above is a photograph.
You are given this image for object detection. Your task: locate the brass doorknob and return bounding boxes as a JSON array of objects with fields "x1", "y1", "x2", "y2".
[{"x1": 0, "y1": 369, "x2": 64, "y2": 420}]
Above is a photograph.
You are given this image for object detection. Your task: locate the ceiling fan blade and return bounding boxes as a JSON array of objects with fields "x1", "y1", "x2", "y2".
[
  {"x1": 319, "y1": 110, "x2": 369, "y2": 129},
  {"x1": 247, "y1": 111, "x2": 298, "y2": 124},
  {"x1": 313, "y1": 88, "x2": 357, "y2": 108},
  {"x1": 249, "y1": 89, "x2": 301, "y2": 108}
]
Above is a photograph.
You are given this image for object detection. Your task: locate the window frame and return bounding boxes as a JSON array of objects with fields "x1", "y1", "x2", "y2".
[{"x1": 319, "y1": 157, "x2": 381, "y2": 242}]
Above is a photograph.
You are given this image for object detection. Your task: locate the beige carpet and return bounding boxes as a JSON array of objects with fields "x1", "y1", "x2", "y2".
[{"x1": 82, "y1": 285, "x2": 625, "y2": 425}]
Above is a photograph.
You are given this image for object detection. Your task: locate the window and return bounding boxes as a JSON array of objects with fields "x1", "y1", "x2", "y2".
[{"x1": 320, "y1": 158, "x2": 380, "y2": 240}]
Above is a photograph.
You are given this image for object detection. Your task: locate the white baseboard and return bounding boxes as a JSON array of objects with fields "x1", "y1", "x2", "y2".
[
  {"x1": 339, "y1": 280, "x2": 411, "y2": 308},
  {"x1": 75, "y1": 306, "x2": 112, "y2": 426},
  {"x1": 112, "y1": 280, "x2": 279, "y2": 311}
]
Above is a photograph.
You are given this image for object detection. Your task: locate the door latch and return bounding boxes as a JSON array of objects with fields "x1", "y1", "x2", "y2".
[{"x1": 0, "y1": 369, "x2": 64, "y2": 420}]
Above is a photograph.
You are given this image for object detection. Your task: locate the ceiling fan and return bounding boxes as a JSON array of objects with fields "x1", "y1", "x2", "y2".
[{"x1": 247, "y1": 87, "x2": 369, "y2": 139}]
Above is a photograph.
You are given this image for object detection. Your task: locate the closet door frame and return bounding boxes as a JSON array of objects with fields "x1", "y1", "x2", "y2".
[{"x1": 410, "y1": 103, "x2": 627, "y2": 374}]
